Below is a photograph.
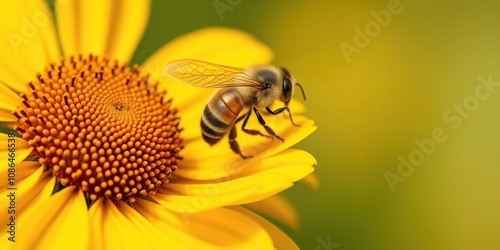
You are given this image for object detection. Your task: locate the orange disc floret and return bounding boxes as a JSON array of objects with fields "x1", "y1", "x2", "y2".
[{"x1": 14, "y1": 54, "x2": 183, "y2": 203}]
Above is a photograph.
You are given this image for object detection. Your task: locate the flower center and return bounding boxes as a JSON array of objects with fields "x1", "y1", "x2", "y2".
[{"x1": 14, "y1": 54, "x2": 183, "y2": 203}]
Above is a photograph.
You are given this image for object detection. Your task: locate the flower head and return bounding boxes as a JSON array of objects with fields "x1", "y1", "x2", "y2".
[{"x1": 0, "y1": 1, "x2": 316, "y2": 249}]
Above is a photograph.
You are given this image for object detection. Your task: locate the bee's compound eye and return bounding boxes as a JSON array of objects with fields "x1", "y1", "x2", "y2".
[{"x1": 283, "y1": 78, "x2": 292, "y2": 102}]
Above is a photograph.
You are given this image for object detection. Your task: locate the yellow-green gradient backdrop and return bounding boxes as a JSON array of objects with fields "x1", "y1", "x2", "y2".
[{"x1": 131, "y1": 1, "x2": 500, "y2": 249}]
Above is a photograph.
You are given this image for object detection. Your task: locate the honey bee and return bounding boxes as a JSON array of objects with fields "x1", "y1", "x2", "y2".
[{"x1": 164, "y1": 59, "x2": 306, "y2": 159}]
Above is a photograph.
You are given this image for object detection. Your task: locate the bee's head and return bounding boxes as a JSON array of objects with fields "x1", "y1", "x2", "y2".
[{"x1": 251, "y1": 66, "x2": 306, "y2": 108}]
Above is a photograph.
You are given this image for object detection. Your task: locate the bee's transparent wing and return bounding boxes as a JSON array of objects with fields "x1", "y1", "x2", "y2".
[{"x1": 164, "y1": 59, "x2": 265, "y2": 89}]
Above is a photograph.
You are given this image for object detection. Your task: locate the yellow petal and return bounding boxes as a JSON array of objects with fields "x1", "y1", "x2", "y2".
[
  {"x1": 54, "y1": 0, "x2": 78, "y2": 55},
  {"x1": 0, "y1": 144, "x2": 33, "y2": 188},
  {"x1": 0, "y1": 133, "x2": 30, "y2": 151},
  {"x1": 156, "y1": 180, "x2": 271, "y2": 213},
  {"x1": 0, "y1": 109, "x2": 16, "y2": 122},
  {"x1": 107, "y1": 200, "x2": 172, "y2": 249},
  {"x1": 90, "y1": 199, "x2": 168, "y2": 250},
  {"x1": 0, "y1": 1, "x2": 60, "y2": 93},
  {"x1": 56, "y1": 0, "x2": 109, "y2": 57},
  {"x1": 0, "y1": 175, "x2": 54, "y2": 249},
  {"x1": 26, "y1": 187, "x2": 88, "y2": 249},
  {"x1": 1, "y1": 187, "x2": 89, "y2": 250},
  {"x1": 0, "y1": 167, "x2": 51, "y2": 231},
  {"x1": 0, "y1": 147, "x2": 32, "y2": 166},
  {"x1": 11, "y1": 161, "x2": 41, "y2": 182},
  {"x1": 25, "y1": 174, "x2": 56, "y2": 205},
  {"x1": 156, "y1": 149, "x2": 314, "y2": 212},
  {"x1": 302, "y1": 173, "x2": 320, "y2": 190},
  {"x1": 246, "y1": 195, "x2": 299, "y2": 230},
  {"x1": 235, "y1": 165, "x2": 314, "y2": 205},
  {"x1": 56, "y1": 0, "x2": 150, "y2": 62},
  {"x1": 142, "y1": 27, "x2": 273, "y2": 111},
  {"x1": 116, "y1": 201, "x2": 188, "y2": 249},
  {"x1": 135, "y1": 200, "x2": 274, "y2": 250},
  {"x1": 0, "y1": 160, "x2": 41, "y2": 189},
  {"x1": 0, "y1": 81, "x2": 21, "y2": 111},
  {"x1": 231, "y1": 206, "x2": 300, "y2": 250},
  {"x1": 90, "y1": 199, "x2": 137, "y2": 250},
  {"x1": 135, "y1": 200, "x2": 213, "y2": 249},
  {"x1": 184, "y1": 207, "x2": 275, "y2": 250},
  {"x1": 231, "y1": 149, "x2": 316, "y2": 180},
  {"x1": 104, "y1": 1, "x2": 151, "y2": 63}
]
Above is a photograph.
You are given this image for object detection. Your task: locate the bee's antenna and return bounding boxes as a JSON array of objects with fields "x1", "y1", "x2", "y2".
[{"x1": 295, "y1": 83, "x2": 306, "y2": 100}]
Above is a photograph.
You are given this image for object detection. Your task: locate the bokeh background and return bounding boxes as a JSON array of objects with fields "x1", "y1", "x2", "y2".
[{"x1": 131, "y1": 1, "x2": 500, "y2": 249}]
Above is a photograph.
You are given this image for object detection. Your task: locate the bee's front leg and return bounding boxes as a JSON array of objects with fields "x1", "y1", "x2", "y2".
[
  {"x1": 266, "y1": 107, "x2": 300, "y2": 127},
  {"x1": 239, "y1": 109, "x2": 272, "y2": 139},
  {"x1": 253, "y1": 107, "x2": 284, "y2": 142}
]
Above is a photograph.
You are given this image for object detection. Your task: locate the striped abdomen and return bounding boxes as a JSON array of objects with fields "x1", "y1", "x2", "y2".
[{"x1": 201, "y1": 88, "x2": 244, "y2": 145}]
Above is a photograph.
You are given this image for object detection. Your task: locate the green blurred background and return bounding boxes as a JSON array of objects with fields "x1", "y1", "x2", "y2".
[{"x1": 132, "y1": 1, "x2": 500, "y2": 249}]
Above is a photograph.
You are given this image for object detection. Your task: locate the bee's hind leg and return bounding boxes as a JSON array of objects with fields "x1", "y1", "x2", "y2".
[
  {"x1": 252, "y1": 107, "x2": 284, "y2": 142},
  {"x1": 228, "y1": 125, "x2": 253, "y2": 159}
]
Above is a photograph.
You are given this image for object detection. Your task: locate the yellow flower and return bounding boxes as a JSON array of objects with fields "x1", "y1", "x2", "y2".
[{"x1": 0, "y1": 1, "x2": 316, "y2": 249}]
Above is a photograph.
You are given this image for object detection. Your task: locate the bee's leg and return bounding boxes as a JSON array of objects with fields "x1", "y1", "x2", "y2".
[
  {"x1": 228, "y1": 124, "x2": 252, "y2": 159},
  {"x1": 240, "y1": 109, "x2": 272, "y2": 139},
  {"x1": 234, "y1": 112, "x2": 247, "y2": 124},
  {"x1": 266, "y1": 107, "x2": 300, "y2": 126},
  {"x1": 253, "y1": 107, "x2": 284, "y2": 142}
]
